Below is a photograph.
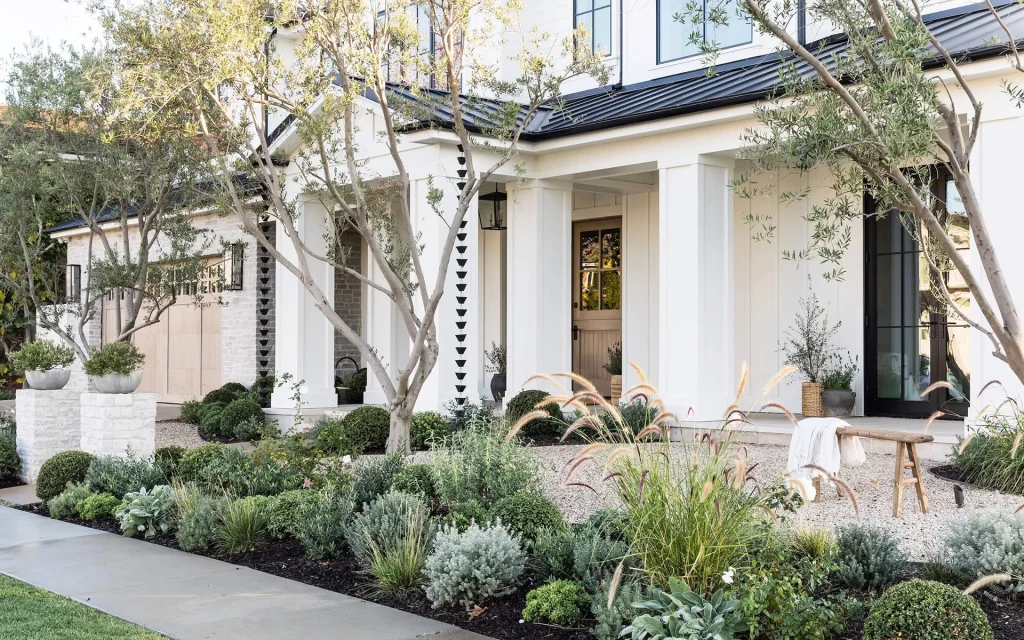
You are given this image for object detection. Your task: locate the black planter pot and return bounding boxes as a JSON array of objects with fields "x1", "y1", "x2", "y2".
[
  {"x1": 822, "y1": 389, "x2": 856, "y2": 417},
  {"x1": 490, "y1": 373, "x2": 506, "y2": 403}
]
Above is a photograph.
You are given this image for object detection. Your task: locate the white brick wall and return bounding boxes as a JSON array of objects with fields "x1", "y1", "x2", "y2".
[
  {"x1": 80, "y1": 393, "x2": 157, "y2": 457},
  {"x1": 15, "y1": 389, "x2": 83, "y2": 483}
]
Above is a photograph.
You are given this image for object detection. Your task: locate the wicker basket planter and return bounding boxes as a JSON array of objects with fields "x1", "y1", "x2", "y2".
[
  {"x1": 610, "y1": 375, "x2": 622, "y2": 405},
  {"x1": 801, "y1": 382, "x2": 824, "y2": 417}
]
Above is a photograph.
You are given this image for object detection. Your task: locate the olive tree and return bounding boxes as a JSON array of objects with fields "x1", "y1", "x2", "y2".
[
  {"x1": 98, "y1": 0, "x2": 607, "y2": 451},
  {"x1": 0, "y1": 44, "x2": 214, "y2": 364},
  {"x1": 684, "y1": 0, "x2": 1024, "y2": 387}
]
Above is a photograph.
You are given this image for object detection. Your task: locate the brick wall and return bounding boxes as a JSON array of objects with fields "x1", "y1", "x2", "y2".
[{"x1": 334, "y1": 230, "x2": 363, "y2": 381}]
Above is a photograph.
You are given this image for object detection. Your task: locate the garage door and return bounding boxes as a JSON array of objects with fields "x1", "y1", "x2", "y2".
[{"x1": 102, "y1": 291, "x2": 222, "y2": 404}]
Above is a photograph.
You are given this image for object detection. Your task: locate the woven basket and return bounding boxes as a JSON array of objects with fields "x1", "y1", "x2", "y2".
[
  {"x1": 610, "y1": 375, "x2": 623, "y2": 405},
  {"x1": 801, "y1": 382, "x2": 824, "y2": 417}
]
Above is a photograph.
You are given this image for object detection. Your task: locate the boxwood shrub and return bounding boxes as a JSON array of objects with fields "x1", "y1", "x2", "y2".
[
  {"x1": 36, "y1": 451, "x2": 95, "y2": 502},
  {"x1": 177, "y1": 443, "x2": 229, "y2": 483},
  {"x1": 863, "y1": 579, "x2": 993, "y2": 640},
  {"x1": 220, "y1": 398, "x2": 264, "y2": 440},
  {"x1": 506, "y1": 389, "x2": 563, "y2": 437},
  {"x1": 0, "y1": 426, "x2": 19, "y2": 482},
  {"x1": 522, "y1": 580, "x2": 590, "y2": 626},
  {"x1": 410, "y1": 411, "x2": 451, "y2": 451},
  {"x1": 317, "y1": 406, "x2": 390, "y2": 454},
  {"x1": 179, "y1": 400, "x2": 203, "y2": 425},
  {"x1": 488, "y1": 491, "x2": 564, "y2": 542},
  {"x1": 202, "y1": 382, "x2": 246, "y2": 406}
]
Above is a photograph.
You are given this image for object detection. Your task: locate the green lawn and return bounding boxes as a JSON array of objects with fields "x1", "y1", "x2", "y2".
[{"x1": 0, "y1": 574, "x2": 164, "y2": 640}]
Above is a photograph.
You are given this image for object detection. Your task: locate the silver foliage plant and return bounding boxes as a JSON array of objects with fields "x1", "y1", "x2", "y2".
[
  {"x1": 423, "y1": 521, "x2": 526, "y2": 609},
  {"x1": 941, "y1": 511, "x2": 1024, "y2": 597},
  {"x1": 116, "y1": 485, "x2": 175, "y2": 539}
]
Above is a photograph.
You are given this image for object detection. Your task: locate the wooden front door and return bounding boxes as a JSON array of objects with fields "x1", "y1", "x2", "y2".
[{"x1": 572, "y1": 218, "x2": 622, "y2": 397}]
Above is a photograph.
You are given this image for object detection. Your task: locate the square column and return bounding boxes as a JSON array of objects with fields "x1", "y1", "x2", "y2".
[
  {"x1": 506, "y1": 180, "x2": 573, "y2": 397},
  {"x1": 270, "y1": 198, "x2": 337, "y2": 411},
  {"x1": 410, "y1": 174, "x2": 481, "y2": 412},
  {"x1": 658, "y1": 159, "x2": 735, "y2": 420},
  {"x1": 15, "y1": 389, "x2": 82, "y2": 483},
  {"x1": 80, "y1": 393, "x2": 156, "y2": 457},
  {"x1": 363, "y1": 220, "x2": 403, "y2": 407}
]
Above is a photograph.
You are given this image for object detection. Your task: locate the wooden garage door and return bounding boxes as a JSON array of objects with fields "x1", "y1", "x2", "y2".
[{"x1": 102, "y1": 291, "x2": 221, "y2": 403}]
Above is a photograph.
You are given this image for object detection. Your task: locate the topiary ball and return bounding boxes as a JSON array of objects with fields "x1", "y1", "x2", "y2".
[
  {"x1": 409, "y1": 411, "x2": 452, "y2": 450},
  {"x1": 199, "y1": 402, "x2": 226, "y2": 437},
  {"x1": 0, "y1": 436, "x2": 20, "y2": 481},
  {"x1": 523, "y1": 580, "x2": 590, "y2": 626},
  {"x1": 220, "y1": 398, "x2": 264, "y2": 440},
  {"x1": 863, "y1": 579, "x2": 993, "y2": 640},
  {"x1": 488, "y1": 491, "x2": 564, "y2": 541},
  {"x1": 36, "y1": 451, "x2": 96, "y2": 502},
  {"x1": 392, "y1": 463, "x2": 438, "y2": 503},
  {"x1": 340, "y1": 406, "x2": 390, "y2": 452},
  {"x1": 506, "y1": 389, "x2": 564, "y2": 438},
  {"x1": 202, "y1": 382, "x2": 246, "y2": 406}
]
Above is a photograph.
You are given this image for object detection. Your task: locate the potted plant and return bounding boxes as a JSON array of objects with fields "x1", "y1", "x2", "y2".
[
  {"x1": 9, "y1": 340, "x2": 75, "y2": 390},
  {"x1": 821, "y1": 352, "x2": 859, "y2": 417},
  {"x1": 781, "y1": 289, "x2": 840, "y2": 417},
  {"x1": 605, "y1": 341, "x2": 622, "y2": 403},
  {"x1": 486, "y1": 342, "x2": 506, "y2": 402},
  {"x1": 83, "y1": 342, "x2": 146, "y2": 394}
]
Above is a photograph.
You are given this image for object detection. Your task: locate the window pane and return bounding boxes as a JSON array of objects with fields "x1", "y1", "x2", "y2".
[
  {"x1": 946, "y1": 324, "x2": 971, "y2": 401},
  {"x1": 581, "y1": 271, "x2": 600, "y2": 310},
  {"x1": 601, "y1": 271, "x2": 621, "y2": 310},
  {"x1": 577, "y1": 12, "x2": 594, "y2": 50},
  {"x1": 601, "y1": 228, "x2": 621, "y2": 268},
  {"x1": 876, "y1": 254, "x2": 901, "y2": 327},
  {"x1": 581, "y1": 230, "x2": 600, "y2": 268},
  {"x1": 707, "y1": 0, "x2": 750, "y2": 47},
  {"x1": 594, "y1": 7, "x2": 612, "y2": 55},
  {"x1": 905, "y1": 326, "x2": 931, "y2": 400},
  {"x1": 875, "y1": 212, "x2": 905, "y2": 254},
  {"x1": 577, "y1": 0, "x2": 593, "y2": 14},
  {"x1": 418, "y1": 7, "x2": 432, "y2": 54},
  {"x1": 594, "y1": 0, "x2": 611, "y2": 7},
  {"x1": 659, "y1": 0, "x2": 699, "y2": 61},
  {"x1": 876, "y1": 328, "x2": 902, "y2": 399}
]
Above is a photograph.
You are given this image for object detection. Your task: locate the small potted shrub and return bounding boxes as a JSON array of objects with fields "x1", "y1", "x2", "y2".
[
  {"x1": 485, "y1": 342, "x2": 506, "y2": 402},
  {"x1": 605, "y1": 341, "x2": 622, "y2": 403},
  {"x1": 83, "y1": 342, "x2": 146, "y2": 393},
  {"x1": 9, "y1": 340, "x2": 75, "y2": 390},
  {"x1": 821, "y1": 352, "x2": 859, "y2": 417},
  {"x1": 781, "y1": 288, "x2": 839, "y2": 417}
]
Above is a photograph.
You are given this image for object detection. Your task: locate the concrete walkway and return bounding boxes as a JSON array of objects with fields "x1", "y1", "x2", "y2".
[
  {"x1": 0, "y1": 483, "x2": 40, "y2": 505},
  {"x1": 0, "y1": 506, "x2": 488, "y2": 640}
]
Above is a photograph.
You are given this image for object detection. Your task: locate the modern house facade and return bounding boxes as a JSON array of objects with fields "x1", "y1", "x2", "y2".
[{"x1": 47, "y1": 0, "x2": 1024, "y2": 429}]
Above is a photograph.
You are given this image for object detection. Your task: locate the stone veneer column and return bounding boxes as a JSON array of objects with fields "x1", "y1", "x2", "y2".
[
  {"x1": 80, "y1": 393, "x2": 157, "y2": 457},
  {"x1": 15, "y1": 389, "x2": 82, "y2": 483}
]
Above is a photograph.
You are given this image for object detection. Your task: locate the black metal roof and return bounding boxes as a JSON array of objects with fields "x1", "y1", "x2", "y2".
[{"x1": 365, "y1": 0, "x2": 1024, "y2": 141}]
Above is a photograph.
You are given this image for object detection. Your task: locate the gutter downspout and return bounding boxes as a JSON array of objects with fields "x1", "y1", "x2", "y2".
[
  {"x1": 616, "y1": 0, "x2": 625, "y2": 88},
  {"x1": 263, "y1": 28, "x2": 278, "y2": 137}
]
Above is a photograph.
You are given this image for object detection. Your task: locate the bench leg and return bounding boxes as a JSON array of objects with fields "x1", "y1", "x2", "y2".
[
  {"x1": 893, "y1": 442, "x2": 906, "y2": 518},
  {"x1": 907, "y1": 443, "x2": 929, "y2": 514}
]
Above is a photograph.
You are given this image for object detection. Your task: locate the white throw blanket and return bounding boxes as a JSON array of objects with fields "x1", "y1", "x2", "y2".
[{"x1": 786, "y1": 417, "x2": 850, "y2": 483}]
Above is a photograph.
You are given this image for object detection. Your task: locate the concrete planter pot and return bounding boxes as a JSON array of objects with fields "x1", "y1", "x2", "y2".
[
  {"x1": 490, "y1": 374, "x2": 506, "y2": 403},
  {"x1": 25, "y1": 369, "x2": 72, "y2": 390},
  {"x1": 822, "y1": 389, "x2": 856, "y2": 418},
  {"x1": 90, "y1": 371, "x2": 143, "y2": 394}
]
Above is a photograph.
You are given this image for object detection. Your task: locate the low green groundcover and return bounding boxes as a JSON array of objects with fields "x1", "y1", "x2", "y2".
[{"x1": 0, "y1": 574, "x2": 164, "y2": 639}]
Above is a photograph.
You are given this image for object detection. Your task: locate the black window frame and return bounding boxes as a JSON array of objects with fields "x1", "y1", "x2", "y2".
[
  {"x1": 656, "y1": 0, "x2": 753, "y2": 65},
  {"x1": 573, "y1": 0, "x2": 614, "y2": 57}
]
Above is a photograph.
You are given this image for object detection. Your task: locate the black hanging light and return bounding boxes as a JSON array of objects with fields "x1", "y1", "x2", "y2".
[{"x1": 478, "y1": 187, "x2": 507, "y2": 231}]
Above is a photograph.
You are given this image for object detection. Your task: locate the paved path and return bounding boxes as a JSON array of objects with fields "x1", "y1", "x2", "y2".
[
  {"x1": 0, "y1": 506, "x2": 488, "y2": 640},
  {"x1": 0, "y1": 484, "x2": 40, "y2": 505}
]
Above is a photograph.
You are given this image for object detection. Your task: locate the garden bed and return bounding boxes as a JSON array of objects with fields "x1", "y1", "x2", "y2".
[
  {"x1": 0, "y1": 477, "x2": 26, "y2": 490},
  {"x1": 14, "y1": 503, "x2": 1024, "y2": 640}
]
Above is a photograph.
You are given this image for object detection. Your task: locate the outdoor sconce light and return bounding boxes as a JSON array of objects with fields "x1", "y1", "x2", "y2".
[
  {"x1": 65, "y1": 264, "x2": 81, "y2": 302},
  {"x1": 225, "y1": 242, "x2": 245, "y2": 291},
  {"x1": 478, "y1": 188, "x2": 507, "y2": 231}
]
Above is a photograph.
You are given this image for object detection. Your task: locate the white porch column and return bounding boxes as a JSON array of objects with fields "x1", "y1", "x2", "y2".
[
  {"x1": 363, "y1": 225, "x2": 402, "y2": 407},
  {"x1": 410, "y1": 174, "x2": 482, "y2": 412},
  {"x1": 270, "y1": 198, "x2": 337, "y2": 411},
  {"x1": 657, "y1": 158, "x2": 735, "y2": 420},
  {"x1": 506, "y1": 180, "x2": 573, "y2": 397}
]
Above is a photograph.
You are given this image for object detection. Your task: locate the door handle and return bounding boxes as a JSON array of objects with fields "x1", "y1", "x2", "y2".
[{"x1": 572, "y1": 325, "x2": 579, "y2": 340}]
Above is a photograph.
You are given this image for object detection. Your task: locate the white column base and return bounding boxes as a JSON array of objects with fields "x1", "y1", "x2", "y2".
[
  {"x1": 80, "y1": 393, "x2": 156, "y2": 458},
  {"x1": 14, "y1": 389, "x2": 83, "y2": 483}
]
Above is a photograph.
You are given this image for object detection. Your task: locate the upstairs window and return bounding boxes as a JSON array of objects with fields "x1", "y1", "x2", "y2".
[
  {"x1": 657, "y1": 0, "x2": 751, "y2": 64},
  {"x1": 574, "y1": 0, "x2": 613, "y2": 56}
]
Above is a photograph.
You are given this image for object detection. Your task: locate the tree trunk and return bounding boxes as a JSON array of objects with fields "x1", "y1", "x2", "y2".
[{"x1": 387, "y1": 402, "x2": 414, "y2": 454}]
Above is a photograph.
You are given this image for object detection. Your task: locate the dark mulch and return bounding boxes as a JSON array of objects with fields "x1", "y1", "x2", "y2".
[
  {"x1": 13, "y1": 505, "x2": 1024, "y2": 640},
  {"x1": 0, "y1": 477, "x2": 26, "y2": 490},
  {"x1": 930, "y1": 463, "x2": 970, "y2": 484}
]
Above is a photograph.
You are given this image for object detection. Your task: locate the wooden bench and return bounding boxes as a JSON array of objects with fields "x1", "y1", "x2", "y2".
[{"x1": 835, "y1": 427, "x2": 934, "y2": 518}]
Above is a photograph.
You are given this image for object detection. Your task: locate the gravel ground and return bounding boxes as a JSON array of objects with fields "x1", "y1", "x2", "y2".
[
  {"x1": 155, "y1": 421, "x2": 206, "y2": 449},
  {"x1": 531, "y1": 442, "x2": 1024, "y2": 560}
]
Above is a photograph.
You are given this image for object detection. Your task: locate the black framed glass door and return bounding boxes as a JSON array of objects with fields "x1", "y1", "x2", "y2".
[{"x1": 864, "y1": 173, "x2": 971, "y2": 418}]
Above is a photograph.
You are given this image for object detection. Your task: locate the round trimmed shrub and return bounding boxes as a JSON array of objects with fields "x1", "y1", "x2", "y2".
[
  {"x1": 177, "y1": 443, "x2": 228, "y2": 483},
  {"x1": 488, "y1": 491, "x2": 564, "y2": 542},
  {"x1": 863, "y1": 579, "x2": 993, "y2": 640},
  {"x1": 199, "y1": 402, "x2": 226, "y2": 437},
  {"x1": 78, "y1": 493, "x2": 120, "y2": 520},
  {"x1": 506, "y1": 389, "x2": 563, "y2": 437},
  {"x1": 391, "y1": 464, "x2": 438, "y2": 503},
  {"x1": 202, "y1": 383, "x2": 245, "y2": 406},
  {"x1": 523, "y1": 580, "x2": 590, "y2": 626},
  {"x1": 220, "y1": 398, "x2": 264, "y2": 440},
  {"x1": 410, "y1": 411, "x2": 451, "y2": 451},
  {"x1": 179, "y1": 400, "x2": 203, "y2": 425},
  {"x1": 340, "y1": 406, "x2": 390, "y2": 452},
  {"x1": 36, "y1": 451, "x2": 95, "y2": 502},
  {"x1": 47, "y1": 483, "x2": 93, "y2": 520},
  {"x1": 0, "y1": 434, "x2": 19, "y2": 481},
  {"x1": 313, "y1": 417, "x2": 362, "y2": 456}
]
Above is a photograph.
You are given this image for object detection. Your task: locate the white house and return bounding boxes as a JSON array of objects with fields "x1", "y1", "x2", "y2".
[{"x1": 48, "y1": 0, "x2": 1024, "y2": 430}]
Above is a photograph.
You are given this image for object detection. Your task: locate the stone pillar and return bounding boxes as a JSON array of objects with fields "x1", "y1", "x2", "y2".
[
  {"x1": 270, "y1": 198, "x2": 337, "y2": 412},
  {"x1": 80, "y1": 393, "x2": 156, "y2": 457},
  {"x1": 506, "y1": 180, "x2": 573, "y2": 397},
  {"x1": 410, "y1": 173, "x2": 482, "y2": 412},
  {"x1": 14, "y1": 389, "x2": 82, "y2": 483},
  {"x1": 657, "y1": 159, "x2": 735, "y2": 421}
]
